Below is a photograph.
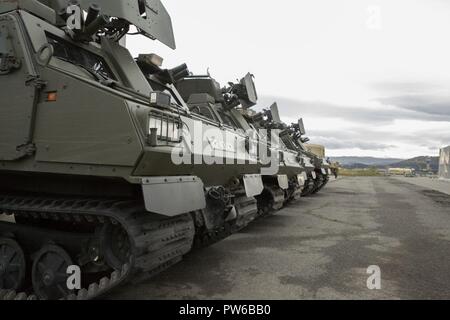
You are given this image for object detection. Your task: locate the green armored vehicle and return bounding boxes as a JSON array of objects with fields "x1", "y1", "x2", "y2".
[
  {"x1": 242, "y1": 104, "x2": 322, "y2": 196},
  {"x1": 0, "y1": 0, "x2": 272, "y2": 300},
  {"x1": 244, "y1": 104, "x2": 331, "y2": 196},
  {"x1": 276, "y1": 117, "x2": 318, "y2": 196},
  {"x1": 175, "y1": 73, "x2": 308, "y2": 215},
  {"x1": 287, "y1": 123, "x2": 331, "y2": 195},
  {"x1": 304, "y1": 144, "x2": 331, "y2": 193}
]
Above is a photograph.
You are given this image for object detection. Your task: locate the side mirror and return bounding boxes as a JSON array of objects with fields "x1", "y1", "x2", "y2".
[
  {"x1": 298, "y1": 118, "x2": 306, "y2": 135},
  {"x1": 36, "y1": 43, "x2": 54, "y2": 66}
]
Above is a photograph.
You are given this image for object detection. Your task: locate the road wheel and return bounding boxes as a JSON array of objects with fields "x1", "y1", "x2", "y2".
[
  {"x1": 32, "y1": 244, "x2": 73, "y2": 300},
  {"x1": 101, "y1": 223, "x2": 132, "y2": 271},
  {"x1": 0, "y1": 238, "x2": 26, "y2": 291}
]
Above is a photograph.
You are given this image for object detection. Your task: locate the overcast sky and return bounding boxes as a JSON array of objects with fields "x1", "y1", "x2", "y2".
[{"x1": 127, "y1": 0, "x2": 450, "y2": 159}]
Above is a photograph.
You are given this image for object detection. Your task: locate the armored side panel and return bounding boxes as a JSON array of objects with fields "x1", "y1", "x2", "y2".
[
  {"x1": 0, "y1": 0, "x2": 56, "y2": 24},
  {"x1": 0, "y1": 13, "x2": 39, "y2": 161}
]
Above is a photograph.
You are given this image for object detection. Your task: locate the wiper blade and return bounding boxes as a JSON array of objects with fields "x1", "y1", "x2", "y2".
[
  {"x1": 73, "y1": 64, "x2": 117, "y2": 87},
  {"x1": 75, "y1": 63, "x2": 106, "y2": 81},
  {"x1": 54, "y1": 57, "x2": 111, "y2": 83}
]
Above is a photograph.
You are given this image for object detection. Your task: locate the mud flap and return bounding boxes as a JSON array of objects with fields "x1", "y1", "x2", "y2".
[
  {"x1": 243, "y1": 174, "x2": 264, "y2": 198},
  {"x1": 142, "y1": 176, "x2": 206, "y2": 216},
  {"x1": 297, "y1": 172, "x2": 308, "y2": 188},
  {"x1": 277, "y1": 175, "x2": 289, "y2": 190}
]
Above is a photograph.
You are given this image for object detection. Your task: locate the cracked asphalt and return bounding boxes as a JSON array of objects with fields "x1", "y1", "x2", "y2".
[{"x1": 108, "y1": 177, "x2": 450, "y2": 300}]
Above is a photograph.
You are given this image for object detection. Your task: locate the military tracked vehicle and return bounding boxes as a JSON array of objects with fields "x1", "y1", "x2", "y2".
[
  {"x1": 292, "y1": 138, "x2": 331, "y2": 195},
  {"x1": 245, "y1": 104, "x2": 331, "y2": 196},
  {"x1": 174, "y1": 73, "x2": 308, "y2": 215},
  {"x1": 0, "y1": 0, "x2": 281, "y2": 300},
  {"x1": 242, "y1": 104, "x2": 321, "y2": 196},
  {"x1": 278, "y1": 117, "x2": 331, "y2": 195}
]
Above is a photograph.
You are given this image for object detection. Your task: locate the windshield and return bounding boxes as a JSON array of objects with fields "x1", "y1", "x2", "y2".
[
  {"x1": 217, "y1": 109, "x2": 239, "y2": 128},
  {"x1": 46, "y1": 33, "x2": 116, "y2": 80},
  {"x1": 281, "y1": 133, "x2": 298, "y2": 151}
]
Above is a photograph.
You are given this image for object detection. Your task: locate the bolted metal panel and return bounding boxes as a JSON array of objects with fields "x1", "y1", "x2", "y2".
[
  {"x1": 0, "y1": 14, "x2": 38, "y2": 161},
  {"x1": 297, "y1": 172, "x2": 307, "y2": 187},
  {"x1": 277, "y1": 175, "x2": 289, "y2": 190},
  {"x1": 0, "y1": 0, "x2": 56, "y2": 24},
  {"x1": 142, "y1": 176, "x2": 206, "y2": 216},
  {"x1": 243, "y1": 174, "x2": 264, "y2": 198}
]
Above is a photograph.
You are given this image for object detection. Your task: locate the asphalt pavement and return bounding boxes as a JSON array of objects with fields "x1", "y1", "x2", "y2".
[
  {"x1": 393, "y1": 176, "x2": 450, "y2": 195},
  {"x1": 108, "y1": 176, "x2": 450, "y2": 300}
]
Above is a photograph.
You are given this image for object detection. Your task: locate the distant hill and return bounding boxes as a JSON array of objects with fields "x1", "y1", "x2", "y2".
[
  {"x1": 389, "y1": 156, "x2": 439, "y2": 172},
  {"x1": 330, "y1": 156, "x2": 439, "y2": 172},
  {"x1": 344, "y1": 163, "x2": 371, "y2": 169},
  {"x1": 330, "y1": 157, "x2": 404, "y2": 167}
]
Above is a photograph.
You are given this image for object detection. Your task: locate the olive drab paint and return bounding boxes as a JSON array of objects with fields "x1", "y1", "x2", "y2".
[{"x1": 0, "y1": 0, "x2": 330, "y2": 300}]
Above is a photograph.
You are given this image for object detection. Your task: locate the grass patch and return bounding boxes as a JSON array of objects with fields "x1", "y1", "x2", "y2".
[{"x1": 339, "y1": 168, "x2": 381, "y2": 177}]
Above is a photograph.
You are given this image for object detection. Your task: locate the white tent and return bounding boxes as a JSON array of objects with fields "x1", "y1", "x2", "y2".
[{"x1": 439, "y1": 146, "x2": 450, "y2": 180}]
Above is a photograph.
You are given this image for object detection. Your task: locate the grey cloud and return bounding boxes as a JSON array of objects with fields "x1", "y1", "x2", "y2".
[
  {"x1": 307, "y1": 128, "x2": 449, "y2": 152},
  {"x1": 257, "y1": 95, "x2": 450, "y2": 125},
  {"x1": 256, "y1": 82, "x2": 450, "y2": 155},
  {"x1": 307, "y1": 129, "x2": 381, "y2": 141},
  {"x1": 377, "y1": 94, "x2": 450, "y2": 117},
  {"x1": 371, "y1": 82, "x2": 444, "y2": 95},
  {"x1": 309, "y1": 127, "x2": 450, "y2": 147},
  {"x1": 308, "y1": 136, "x2": 394, "y2": 151},
  {"x1": 372, "y1": 80, "x2": 450, "y2": 119}
]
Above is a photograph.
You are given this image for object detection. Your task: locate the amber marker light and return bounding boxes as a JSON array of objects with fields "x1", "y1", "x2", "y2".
[{"x1": 46, "y1": 91, "x2": 57, "y2": 102}]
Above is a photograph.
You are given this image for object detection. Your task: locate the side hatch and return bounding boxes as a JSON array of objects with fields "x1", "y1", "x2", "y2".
[{"x1": 0, "y1": 13, "x2": 39, "y2": 161}]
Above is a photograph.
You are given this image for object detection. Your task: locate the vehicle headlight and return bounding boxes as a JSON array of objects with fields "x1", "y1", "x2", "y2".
[{"x1": 148, "y1": 112, "x2": 182, "y2": 143}]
